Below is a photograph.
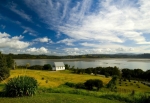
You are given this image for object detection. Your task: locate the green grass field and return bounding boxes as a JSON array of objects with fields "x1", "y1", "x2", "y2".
[
  {"x1": 0, "y1": 93, "x2": 125, "y2": 103},
  {"x1": 0, "y1": 69, "x2": 150, "y2": 103},
  {"x1": 116, "y1": 79, "x2": 150, "y2": 93},
  {"x1": 0, "y1": 69, "x2": 111, "y2": 88}
]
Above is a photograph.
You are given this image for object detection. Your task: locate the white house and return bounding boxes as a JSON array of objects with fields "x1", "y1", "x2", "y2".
[{"x1": 52, "y1": 62, "x2": 65, "y2": 71}]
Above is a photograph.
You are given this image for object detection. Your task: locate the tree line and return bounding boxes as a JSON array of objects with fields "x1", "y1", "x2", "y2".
[
  {"x1": 65, "y1": 64, "x2": 150, "y2": 82},
  {"x1": 121, "y1": 68, "x2": 150, "y2": 81},
  {"x1": 0, "y1": 52, "x2": 14, "y2": 81},
  {"x1": 3, "y1": 53, "x2": 150, "y2": 59}
]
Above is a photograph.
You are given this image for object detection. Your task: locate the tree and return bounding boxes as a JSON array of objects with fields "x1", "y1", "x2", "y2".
[
  {"x1": 84, "y1": 79, "x2": 103, "y2": 91},
  {"x1": 93, "y1": 79, "x2": 103, "y2": 90},
  {"x1": 0, "y1": 52, "x2": 10, "y2": 81},
  {"x1": 106, "y1": 75, "x2": 118, "y2": 91},
  {"x1": 26, "y1": 63, "x2": 30, "y2": 69},
  {"x1": 6, "y1": 55, "x2": 14, "y2": 69},
  {"x1": 43, "y1": 64, "x2": 52, "y2": 70},
  {"x1": 65, "y1": 64, "x2": 70, "y2": 70}
]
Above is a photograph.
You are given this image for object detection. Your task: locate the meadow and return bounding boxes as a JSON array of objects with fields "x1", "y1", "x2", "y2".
[
  {"x1": 0, "y1": 69, "x2": 150, "y2": 103},
  {"x1": 0, "y1": 93, "x2": 125, "y2": 103},
  {"x1": 0, "y1": 69, "x2": 111, "y2": 88}
]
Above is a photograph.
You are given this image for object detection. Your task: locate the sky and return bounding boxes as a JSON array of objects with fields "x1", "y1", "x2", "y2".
[{"x1": 0, "y1": 0, "x2": 150, "y2": 55}]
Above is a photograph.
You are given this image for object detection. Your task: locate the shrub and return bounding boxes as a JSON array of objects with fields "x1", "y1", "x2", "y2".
[
  {"x1": 28, "y1": 65, "x2": 43, "y2": 70},
  {"x1": 106, "y1": 75, "x2": 118, "y2": 91},
  {"x1": 84, "y1": 79, "x2": 103, "y2": 91},
  {"x1": 43, "y1": 64, "x2": 52, "y2": 70},
  {"x1": 75, "y1": 83, "x2": 85, "y2": 89},
  {"x1": 64, "y1": 82, "x2": 76, "y2": 87},
  {"x1": 0, "y1": 52, "x2": 10, "y2": 81},
  {"x1": 84, "y1": 79, "x2": 94, "y2": 90},
  {"x1": 4, "y1": 76, "x2": 38, "y2": 97},
  {"x1": 105, "y1": 72, "x2": 110, "y2": 78},
  {"x1": 138, "y1": 95, "x2": 150, "y2": 103}
]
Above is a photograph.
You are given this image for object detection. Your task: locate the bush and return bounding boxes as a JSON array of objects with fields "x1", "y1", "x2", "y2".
[
  {"x1": 105, "y1": 72, "x2": 110, "y2": 78},
  {"x1": 43, "y1": 64, "x2": 52, "y2": 70},
  {"x1": 138, "y1": 95, "x2": 150, "y2": 103},
  {"x1": 28, "y1": 65, "x2": 43, "y2": 70},
  {"x1": 4, "y1": 76, "x2": 38, "y2": 97},
  {"x1": 75, "y1": 83, "x2": 85, "y2": 89},
  {"x1": 84, "y1": 79, "x2": 103, "y2": 91},
  {"x1": 64, "y1": 82, "x2": 76, "y2": 87},
  {"x1": 106, "y1": 75, "x2": 118, "y2": 91},
  {"x1": 0, "y1": 52, "x2": 10, "y2": 81}
]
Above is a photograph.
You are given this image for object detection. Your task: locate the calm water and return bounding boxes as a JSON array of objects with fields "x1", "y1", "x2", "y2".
[{"x1": 14, "y1": 59, "x2": 150, "y2": 71}]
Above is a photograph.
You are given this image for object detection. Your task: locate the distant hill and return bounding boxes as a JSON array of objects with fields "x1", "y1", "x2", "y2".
[{"x1": 4, "y1": 53, "x2": 150, "y2": 59}]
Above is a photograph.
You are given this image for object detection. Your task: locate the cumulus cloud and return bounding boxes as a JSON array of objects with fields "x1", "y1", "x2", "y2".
[
  {"x1": 33, "y1": 37, "x2": 53, "y2": 43},
  {"x1": 26, "y1": 47, "x2": 48, "y2": 54},
  {"x1": 0, "y1": 32, "x2": 30, "y2": 49}
]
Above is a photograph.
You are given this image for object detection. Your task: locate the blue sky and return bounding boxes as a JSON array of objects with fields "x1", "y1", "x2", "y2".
[{"x1": 0, "y1": 0, "x2": 150, "y2": 55}]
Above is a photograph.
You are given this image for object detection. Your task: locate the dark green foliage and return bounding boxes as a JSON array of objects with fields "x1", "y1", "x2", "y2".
[
  {"x1": 122, "y1": 68, "x2": 145, "y2": 80},
  {"x1": 6, "y1": 55, "x2": 14, "y2": 69},
  {"x1": 84, "y1": 79, "x2": 93, "y2": 90},
  {"x1": 106, "y1": 75, "x2": 118, "y2": 91},
  {"x1": 85, "y1": 68, "x2": 92, "y2": 74},
  {"x1": 84, "y1": 79, "x2": 103, "y2": 91},
  {"x1": 93, "y1": 79, "x2": 103, "y2": 90},
  {"x1": 28, "y1": 65, "x2": 43, "y2": 70},
  {"x1": 64, "y1": 82, "x2": 76, "y2": 87},
  {"x1": 144, "y1": 70, "x2": 150, "y2": 81},
  {"x1": 4, "y1": 76, "x2": 38, "y2": 97},
  {"x1": 76, "y1": 69, "x2": 85, "y2": 74},
  {"x1": 43, "y1": 64, "x2": 52, "y2": 70},
  {"x1": 64, "y1": 82, "x2": 85, "y2": 89},
  {"x1": 65, "y1": 64, "x2": 70, "y2": 70},
  {"x1": 75, "y1": 83, "x2": 85, "y2": 89},
  {"x1": 138, "y1": 95, "x2": 150, "y2": 103},
  {"x1": 105, "y1": 72, "x2": 110, "y2": 78},
  {"x1": 0, "y1": 52, "x2": 10, "y2": 81},
  {"x1": 82, "y1": 66, "x2": 121, "y2": 77}
]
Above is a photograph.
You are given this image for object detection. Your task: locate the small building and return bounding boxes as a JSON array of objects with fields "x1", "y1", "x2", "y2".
[{"x1": 52, "y1": 62, "x2": 65, "y2": 71}]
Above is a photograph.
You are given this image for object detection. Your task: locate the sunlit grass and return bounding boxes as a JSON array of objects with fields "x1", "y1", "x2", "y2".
[
  {"x1": 1, "y1": 69, "x2": 111, "y2": 88},
  {"x1": 116, "y1": 79, "x2": 150, "y2": 93}
]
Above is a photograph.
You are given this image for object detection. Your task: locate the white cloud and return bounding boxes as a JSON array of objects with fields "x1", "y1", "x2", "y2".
[
  {"x1": 24, "y1": 0, "x2": 150, "y2": 54},
  {"x1": 56, "y1": 32, "x2": 61, "y2": 38},
  {"x1": 26, "y1": 47, "x2": 48, "y2": 54},
  {"x1": 57, "y1": 38, "x2": 76, "y2": 46},
  {"x1": 10, "y1": 3, "x2": 32, "y2": 22},
  {"x1": 23, "y1": 30, "x2": 28, "y2": 34},
  {"x1": 0, "y1": 32, "x2": 30, "y2": 49},
  {"x1": 21, "y1": 26, "x2": 37, "y2": 36},
  {"x1": 33, "y1": 37, "x2": 53, "y2": 43}
]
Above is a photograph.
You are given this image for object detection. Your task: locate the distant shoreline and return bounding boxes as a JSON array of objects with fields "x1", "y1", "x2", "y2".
[{"x1": 14, "y1": 58, "x2": 150, "y2": 62}]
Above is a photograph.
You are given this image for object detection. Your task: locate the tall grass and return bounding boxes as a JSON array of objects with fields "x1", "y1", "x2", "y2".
[{"x1": 38, "y1": 86, "x2": 150, "y2": 103}]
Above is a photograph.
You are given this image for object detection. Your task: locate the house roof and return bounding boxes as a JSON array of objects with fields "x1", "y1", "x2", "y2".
[{"x1": 54, "y1": 62, "x2": 65, "y2": 67}]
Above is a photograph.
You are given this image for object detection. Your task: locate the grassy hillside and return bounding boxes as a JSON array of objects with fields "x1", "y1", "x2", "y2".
[
  {"x1": 0, "y1": 69, "x2": 111, "y2": 88},
  {"x1": 116, "y1": 79, "x2": 150, "y2": 93},
  {"x1": 0, "y1": 69, "x2": 150, "y2": 103},
  {"x1": 0, "y1": 93, "x2": 125, "y2": 103}
]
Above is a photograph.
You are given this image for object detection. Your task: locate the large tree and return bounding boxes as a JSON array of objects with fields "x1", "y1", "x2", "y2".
[
  {"x1": 6, "y1": 55, "x2": 15, "y2": 69},
  {"x1": 0, "y1": 52, "x2": 10, "y2": 81}
]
